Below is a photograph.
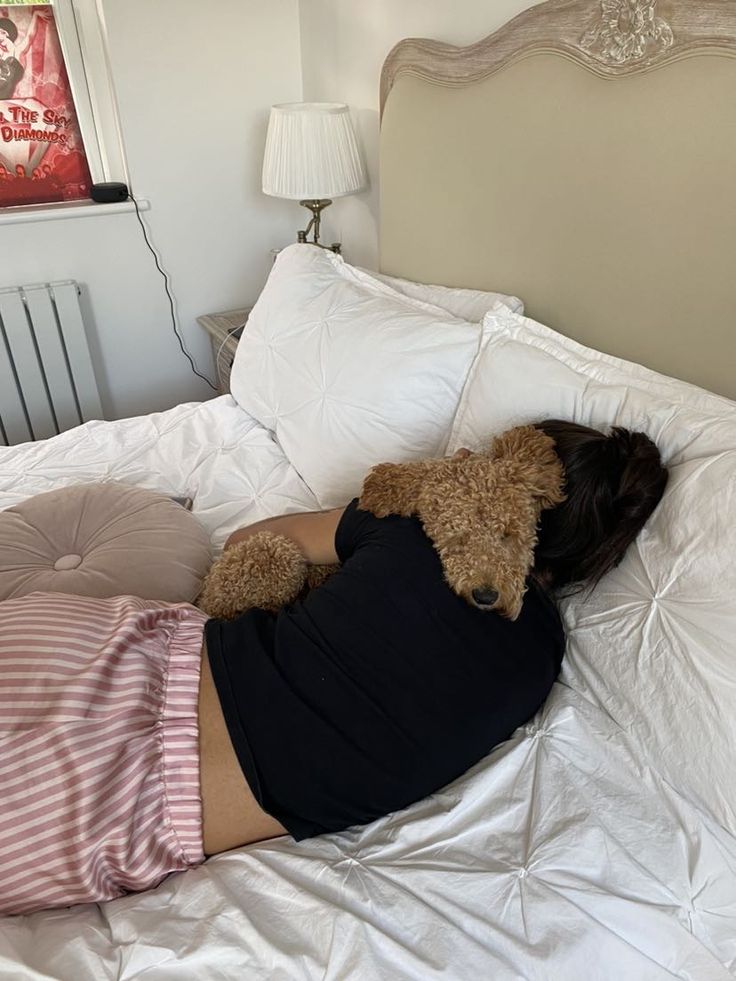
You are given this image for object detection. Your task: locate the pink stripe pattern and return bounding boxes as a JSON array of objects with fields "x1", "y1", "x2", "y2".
[{"x1": 0, "y1": 591, "x2": 207, "y2": 916}]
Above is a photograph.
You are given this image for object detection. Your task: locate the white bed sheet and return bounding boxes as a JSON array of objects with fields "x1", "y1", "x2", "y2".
[
  {"x1": 0, "y1": 396, "x2": 320, "y2": 549},
  {"x1": 0, "y1": 399, "x2": 735, "y2": 980}
]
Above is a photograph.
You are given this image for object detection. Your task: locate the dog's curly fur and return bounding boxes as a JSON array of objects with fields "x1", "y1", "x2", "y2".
[
  {"x1": 359, "y1": 426, "x2": 565, "y2": 619},
  {"x1": 198, "y1": 531, "x2": 341, "y2": 620},
  {"x1": 198, "y1": 425, "x2": 565, "y2": 622},
  {"x1": 198, "y1": 531, "x2": 308, "y2": 620}
]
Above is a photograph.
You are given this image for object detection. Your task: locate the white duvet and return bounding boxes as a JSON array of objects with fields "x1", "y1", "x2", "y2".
[
  {"x1": 0, "y1": 397, "x2": 735, "y2": 980},
  {"x1": 0, "y1": 397, "x2": 320, "y2": 549}
]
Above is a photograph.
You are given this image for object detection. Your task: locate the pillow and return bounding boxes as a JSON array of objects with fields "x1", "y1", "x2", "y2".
[
  {"x1": 0, "y1": 482, "x2": 212, "y2": 603},
  {"x1": 448, "y1": 308, "x2": 736, "y2": 836},
  {"x1": 357, "y1": 267, "x2": 524, "y2": 319},
  {"x1": 230, "y1": 244, "x2": 484, "y2": 508}
]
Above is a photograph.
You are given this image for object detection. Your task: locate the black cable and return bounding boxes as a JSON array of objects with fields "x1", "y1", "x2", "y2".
[{"x1": 128, "y1": 190, "x2": 218, "y2": 392}]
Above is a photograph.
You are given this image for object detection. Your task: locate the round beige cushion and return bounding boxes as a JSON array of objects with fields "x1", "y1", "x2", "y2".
[{"x1": 0, "y1": 482, "x2": 212, "y2": 603}]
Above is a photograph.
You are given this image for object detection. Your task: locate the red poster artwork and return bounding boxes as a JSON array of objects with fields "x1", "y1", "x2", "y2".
[{"x1": 0, "y1": 3, "x2": 92, "y2": 206}]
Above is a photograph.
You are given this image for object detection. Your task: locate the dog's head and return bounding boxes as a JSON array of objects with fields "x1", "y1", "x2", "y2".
[
  {"x1": 359, "y1": 426, "x2": 565, "y2": 618},
  {"x1": 418, "y1": 457, "x2": 546, "y2": 617},
  {"x1": 423, "y1": 428, "x2": 566, "y2": 617}
]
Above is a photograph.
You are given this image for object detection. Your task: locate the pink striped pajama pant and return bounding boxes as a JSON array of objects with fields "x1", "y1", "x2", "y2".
[{"x1": 0, "y1": 592, "x2": 208, "y2": 916}]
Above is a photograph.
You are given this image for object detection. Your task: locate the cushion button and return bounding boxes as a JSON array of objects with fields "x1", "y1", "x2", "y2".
[{"x1": 54, "y1": 553, "x2": 83, "y2": 571}]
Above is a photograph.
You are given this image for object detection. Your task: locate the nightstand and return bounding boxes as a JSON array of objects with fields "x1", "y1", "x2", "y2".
[{"x1": 197, "y1": 308, "x2": 251, "y2": 395}]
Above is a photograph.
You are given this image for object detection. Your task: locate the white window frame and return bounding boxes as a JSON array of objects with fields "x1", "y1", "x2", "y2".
[{"x1": 51, "y1": 0, "x2": 129, "y2": 186}]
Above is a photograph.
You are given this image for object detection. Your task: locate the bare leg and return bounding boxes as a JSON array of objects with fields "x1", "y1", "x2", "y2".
[{"x1": 197, "y1": 642, "x2": 287, "y2": 855}]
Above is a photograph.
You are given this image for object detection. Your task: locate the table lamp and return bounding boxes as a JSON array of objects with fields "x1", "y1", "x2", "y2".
[{"x1": 262, "y1": 102, "x2": 366, "y2": 254}]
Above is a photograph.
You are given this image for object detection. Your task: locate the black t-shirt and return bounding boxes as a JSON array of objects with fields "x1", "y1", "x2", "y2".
[{"x1": 205, "y1": 498, "x2": 565, "y2": 840}]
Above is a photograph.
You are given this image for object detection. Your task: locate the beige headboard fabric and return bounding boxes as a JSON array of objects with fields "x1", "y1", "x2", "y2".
[{"x1": 380, "y1": 0, "x2": 736, "y2": 400}]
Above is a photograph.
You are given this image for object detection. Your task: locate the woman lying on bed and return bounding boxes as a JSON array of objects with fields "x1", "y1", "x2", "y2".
[{"x1": 0, "y1": 420, "x2": 667, "y2": 916}]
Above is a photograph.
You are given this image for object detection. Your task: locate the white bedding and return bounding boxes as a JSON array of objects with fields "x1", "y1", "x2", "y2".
[
  {"x1": 1, "y1": 397, "x2": 735, "y2": 980},
  {"x1": 0, "y1": 397, "x2": 320, "y2": 550}
]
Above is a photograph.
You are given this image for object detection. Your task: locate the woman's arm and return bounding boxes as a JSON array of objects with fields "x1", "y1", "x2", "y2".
[{"x1": 223, "y1": 508, "x2": 345, "y2": 565}]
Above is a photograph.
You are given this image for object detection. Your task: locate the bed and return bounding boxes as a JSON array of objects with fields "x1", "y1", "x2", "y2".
[{"x1": 2, "y1": 1, "x2": 736, "y2": 978}]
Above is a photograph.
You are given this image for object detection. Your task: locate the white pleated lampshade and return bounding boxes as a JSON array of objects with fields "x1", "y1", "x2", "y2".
[{"x1": 262, "y1": 102, "x2": 366, "y2": 200}]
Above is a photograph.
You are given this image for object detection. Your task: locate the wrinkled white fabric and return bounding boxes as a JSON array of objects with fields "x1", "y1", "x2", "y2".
[
  {"x1": 0, "y1": 397, "x2": 319, "y2": 551},
  {"x1": 357, "y1": 265, "x2": 524, "y2": 319},
  {"x1": 448, "y1": 309, "x2": 736, "y2": 843},
  {"x1": 230, "y1": 244, "x2": 484, "y2": 508}
]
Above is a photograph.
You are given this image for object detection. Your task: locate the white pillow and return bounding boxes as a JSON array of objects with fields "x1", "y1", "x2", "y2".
[
  {"x1": 448, "y1": 308, "x2": 736, "y2": 835},
  {"x1": 230, "y1": 244, "x2": 483, "y2": 508},
  {"x1": 358, "y1": 267, "x2": 523, "y2": 319}
]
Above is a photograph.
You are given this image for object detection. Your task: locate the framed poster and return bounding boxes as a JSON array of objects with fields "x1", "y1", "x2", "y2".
[{"x1": 0, "y1": 1, "x2": 92, "y2": 207}]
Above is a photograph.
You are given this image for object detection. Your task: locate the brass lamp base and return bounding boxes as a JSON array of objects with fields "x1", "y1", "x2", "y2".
[{"x1": 297, "y1": 199, "x2": 342, "y2": 254}]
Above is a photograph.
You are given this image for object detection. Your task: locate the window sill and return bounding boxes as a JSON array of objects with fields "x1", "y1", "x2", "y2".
[{"x1": 0, "y1": 197, "x2": 150, "y2": 227}]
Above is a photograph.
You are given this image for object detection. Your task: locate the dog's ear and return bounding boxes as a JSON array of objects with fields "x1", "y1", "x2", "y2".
[
  {"x1": 491, "y1": 426, "x2": 566, "y2": 509},
  {"x1": 532, "y1": 455, "x2": 566, "y2": 509},
  {"x1": 490, "y1": 425, "x2": 548, "y2": 464},
  {"x1": 359, "y1": 460, "x2": 429, "y2": 518}
]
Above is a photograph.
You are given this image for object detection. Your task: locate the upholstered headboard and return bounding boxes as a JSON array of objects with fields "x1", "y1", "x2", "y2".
[{"x1": 379, "y1": 0, "x2": 736, "y2": 399}]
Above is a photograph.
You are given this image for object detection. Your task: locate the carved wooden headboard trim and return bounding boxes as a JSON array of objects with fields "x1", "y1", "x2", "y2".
[{"x1": 381, "y1": 0, "x2": 736, "y2": 116}]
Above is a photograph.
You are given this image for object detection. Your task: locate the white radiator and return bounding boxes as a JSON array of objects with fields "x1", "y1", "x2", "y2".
[{"x1": 0, "y1": 281, "x2": 103, "y2": 446}]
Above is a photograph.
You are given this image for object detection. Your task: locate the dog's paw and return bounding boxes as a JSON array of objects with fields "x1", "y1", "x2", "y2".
[
  {"x1": 198, "y1": 532, "x2": 307, "y2": 619},
  {"x1": 359, "y1": 460, "x2": 429, "y2": 518},
  {"x1": 359, "y1": 463, "x2": 403, "y2": 518}
]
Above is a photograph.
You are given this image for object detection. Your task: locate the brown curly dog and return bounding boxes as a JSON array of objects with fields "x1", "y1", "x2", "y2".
[
  {"x1": 360, "y1": 425, "x2": 565, "y2": 618},
  {"x1": 198, "y1": 425, "x2": 565, "y2": 622}
]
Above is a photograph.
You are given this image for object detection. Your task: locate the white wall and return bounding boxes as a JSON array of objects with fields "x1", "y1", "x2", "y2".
[
  {"x1": 1, "y1": 0, "x2": 303, "y2": 421},
  {"x1": 298, "y1": 0, "x2": 539, "y2": 270},
  {"x1": 1, "y1": 1, "x2": 541, "y2": 422}
]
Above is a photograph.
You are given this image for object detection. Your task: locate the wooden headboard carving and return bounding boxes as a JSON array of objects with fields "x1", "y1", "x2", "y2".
[{"x1": 381, "y1": 0, "x2": 736, "y2": 114}]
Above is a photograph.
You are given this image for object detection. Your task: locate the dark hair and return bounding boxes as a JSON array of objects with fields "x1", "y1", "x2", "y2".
[{"x1": 532, "y1": 419, "x2": 668, "y2": 591}]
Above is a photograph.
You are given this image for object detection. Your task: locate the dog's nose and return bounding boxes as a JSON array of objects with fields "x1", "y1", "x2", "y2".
[{"x1": 471, "y1": 587, "x2": 499, "y2": 608}]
